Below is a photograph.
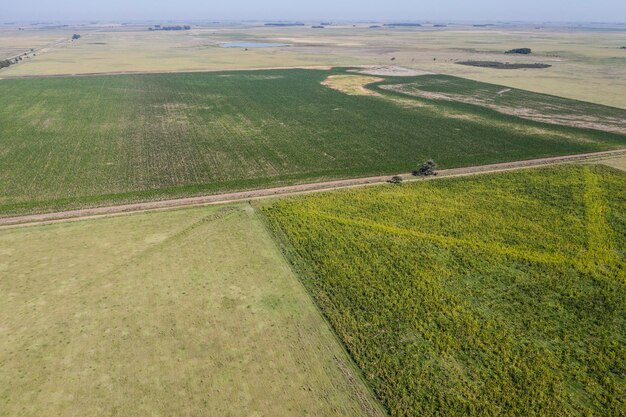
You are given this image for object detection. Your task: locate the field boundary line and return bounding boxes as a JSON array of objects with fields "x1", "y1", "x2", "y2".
[
  {"x1": 1, "y1": 149, "x2": 625, "y2": 228},
  {"x1": 252, "y1": 204, "x2": 390, "y2": 417},
  {"x1": 0, "y1": 65, "x2": 335, "y2": 80}
]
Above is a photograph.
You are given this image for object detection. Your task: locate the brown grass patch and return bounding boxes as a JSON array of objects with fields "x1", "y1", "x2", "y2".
[{"x1": 321, "y1": 75, "x2": 384, "y2": 96}]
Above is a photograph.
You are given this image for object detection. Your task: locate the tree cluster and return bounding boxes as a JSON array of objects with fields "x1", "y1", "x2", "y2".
[
  {"x1": 149, "y1": 25, "x2": 191, "y2": 31},
  {"x1": 505, "y1": 48, "x2": 532, "y2": 54}
]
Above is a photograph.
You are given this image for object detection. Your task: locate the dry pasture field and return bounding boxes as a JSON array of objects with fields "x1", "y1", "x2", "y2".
[
  {"x1": 600, "y1": 154, "x2": 626, "y2": 171},
  {"x1": 1, "y1": 24, "x2": 625, "y2": 107},
  {"x1": 0, "y1": 204, "x2": 383, "y2": 417}
]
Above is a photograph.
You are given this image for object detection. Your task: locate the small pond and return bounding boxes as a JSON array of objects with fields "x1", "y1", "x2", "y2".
[{"x1": 220, "y1": 41, "x2": 288, "y2": 48}]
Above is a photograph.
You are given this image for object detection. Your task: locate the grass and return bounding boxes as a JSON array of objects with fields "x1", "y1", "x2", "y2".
[
  {"x1": 0, "y1": 204, "x2": 384, "y2": 416},
  {"x1": 262, "y1": 165, "x2": 626, "y2": 417},
  {"x1": 1, "y1": 68, "x2": 624, "y2": 216},
  {"x1": 1, "y1": 26, "x2": 624, "y2": 108},
  {"x1": 0, "y1": 29, "x2": 70, "y2": 61},
  {"x1": 0, "y1": 28, "x2": 345, "y2": 76},
  {"x1": 601, "y1": 155, "x2": 626, "y2": 171}
]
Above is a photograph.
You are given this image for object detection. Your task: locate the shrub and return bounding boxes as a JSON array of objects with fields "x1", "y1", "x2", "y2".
[{"x1": 413, "y1": 160, "x2": 437, "y2": 176}]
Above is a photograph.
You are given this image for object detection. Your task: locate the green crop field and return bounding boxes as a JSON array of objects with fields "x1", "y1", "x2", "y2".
[
  {"x1": 0, "y1": 204, "x2": 384, "y2": 416},
  {"x1": 1, "y1": 68, "x2": 625, "y2": 216},
  {"x1": 382, "y1": 74, "x2": 626, "y2": 134},
  {"x1": 263, "y1": 165, "x2": 626, "y2": 417}
]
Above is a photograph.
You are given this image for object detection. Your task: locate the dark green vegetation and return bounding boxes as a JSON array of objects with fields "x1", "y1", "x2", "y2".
[
  {"x1": 1, "y1": 68, "x2": 624, "y2": 216},
  {"x1": 263, "y1": 165, "x2": 626, "y2": 417},
  {"x1": 457, "y1": 61, "x2": 551, "y2": 69},
  {"x1": 383, "y1": 23, "x2": 423, "y2": 27},
  {"x1": 505, "y1": 48, "x2": 532, "y2": 54},
  {"x1": 264, "y1": 22, "x2": 305, "y2": 27},
  {"x1": 386, "y1": 74, "x2": 626, "y2": 134}
]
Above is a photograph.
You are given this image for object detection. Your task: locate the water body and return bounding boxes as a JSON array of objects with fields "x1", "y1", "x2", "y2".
[{"x1": 220, "y1": 41, "x2": 288, "y2": 48}]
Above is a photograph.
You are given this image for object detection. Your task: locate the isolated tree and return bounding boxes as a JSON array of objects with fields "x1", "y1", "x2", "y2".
[{"x1": 413, "y1": 160, "x2": 437, "y2": 176}]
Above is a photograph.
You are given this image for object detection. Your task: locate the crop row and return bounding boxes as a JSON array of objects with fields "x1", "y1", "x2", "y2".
[{"x1": 1, "y1": 69, "x2": 624, "y2": 215}]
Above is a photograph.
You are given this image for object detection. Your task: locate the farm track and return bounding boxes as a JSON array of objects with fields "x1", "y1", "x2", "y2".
[{"x1": 1, "y1": 149, "x2": 624, "y2": 228}]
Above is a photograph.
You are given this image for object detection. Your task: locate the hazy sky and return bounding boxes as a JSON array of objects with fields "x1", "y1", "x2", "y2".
[{"x1": 4, "y1": 0, "x2": 626, "y2": 23}]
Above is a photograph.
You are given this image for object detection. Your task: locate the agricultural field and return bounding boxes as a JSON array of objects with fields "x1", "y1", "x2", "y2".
[
  {"x1": 0, "y1": 204, "x2": 384, "y2": 416},
  {"x1": 383, "y1": 74, "x2": 626, "y2": 133},
  {"x1": 262, "y1": 165, "x2": 626, "y2": 417},
  {"x1": 2, "y1": 13, "x2": 625, "y2": 417},
  {"x1": 1, "y1": 68, "x2": 625, "y2": 216},
  {"x1": 599, "y1": 154, "x2": 626, "y2": 171},
  {"x1": 0, "y1": 28, "x2": 70, "y2": 61},
  {"x1": 1, "y1": 24, "x2": 624, "y2": 108}
]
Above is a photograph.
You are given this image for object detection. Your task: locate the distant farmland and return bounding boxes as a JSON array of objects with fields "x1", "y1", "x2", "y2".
[
  {"x1": 1, "y1": 68, "x2": 624, "y2": 216},
  {"x1": 263, "y1": 164, "x2": 626, "y2": 417}
]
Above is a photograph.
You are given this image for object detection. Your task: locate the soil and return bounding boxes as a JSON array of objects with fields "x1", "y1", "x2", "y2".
[{"x1": 350, "y1": 66, "x2": 432, "y2": 77}]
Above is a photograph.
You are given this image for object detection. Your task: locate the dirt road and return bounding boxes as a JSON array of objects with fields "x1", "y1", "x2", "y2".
[{"x1": 1, "y1": 149, "x2": 624, "y2": 227}]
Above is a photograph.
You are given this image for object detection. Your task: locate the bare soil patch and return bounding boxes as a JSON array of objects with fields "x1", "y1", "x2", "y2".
[{"x1": 351, "y1": 66, "x2": 433, "y2": 77}]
